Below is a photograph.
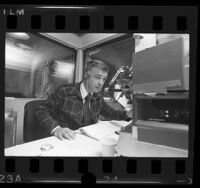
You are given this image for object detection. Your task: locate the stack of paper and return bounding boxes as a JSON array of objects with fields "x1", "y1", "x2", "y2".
[{"x1": 78, "y1": 120, "x2": 132, "y2": 141}]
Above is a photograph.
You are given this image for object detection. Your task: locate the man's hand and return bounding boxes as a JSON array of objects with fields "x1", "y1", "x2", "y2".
[{"x1": 53, "y1": 127, "x2": 76, "y2": 140}]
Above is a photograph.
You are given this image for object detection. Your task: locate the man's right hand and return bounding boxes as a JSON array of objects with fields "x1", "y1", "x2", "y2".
[{"x1": 53, "y1": 127, "x2": 76, "y2": 140}]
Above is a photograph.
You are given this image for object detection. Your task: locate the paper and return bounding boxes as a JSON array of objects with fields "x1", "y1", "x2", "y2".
[
  {"x1": 78, "y1": 120, "x2": 131, "y2": 141},
  {"x1": 110, "y1": 119, "x2": 132, "y2": 128}
]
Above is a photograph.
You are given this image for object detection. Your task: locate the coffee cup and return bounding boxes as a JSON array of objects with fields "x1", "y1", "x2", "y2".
[{"x1": 100, "y1": 137, "x2": 118, "y2": 156}]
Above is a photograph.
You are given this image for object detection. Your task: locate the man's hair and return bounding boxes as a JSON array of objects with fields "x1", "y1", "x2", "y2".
[{"x1": 85, "y1": 59, "x2": 110, "y2": 73}]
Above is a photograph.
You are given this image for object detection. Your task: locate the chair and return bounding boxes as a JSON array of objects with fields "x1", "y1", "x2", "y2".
[{"x1": 23, "y1": 100, "x2": 49, "y2": 143}]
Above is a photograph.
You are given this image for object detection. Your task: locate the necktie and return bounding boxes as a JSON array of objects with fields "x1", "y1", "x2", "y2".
[{"x1": 83, "y1": 94, "x2": 92, "y2": 126}]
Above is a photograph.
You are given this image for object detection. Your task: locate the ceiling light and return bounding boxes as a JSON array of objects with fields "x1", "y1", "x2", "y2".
[{"x1": 89, "y1": 49, "x2": 101, "y2": 56}]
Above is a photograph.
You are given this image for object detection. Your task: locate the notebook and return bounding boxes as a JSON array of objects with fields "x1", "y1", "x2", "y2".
[{"x1": 77, "y1": 120, "x2": 132, "y2": 141}]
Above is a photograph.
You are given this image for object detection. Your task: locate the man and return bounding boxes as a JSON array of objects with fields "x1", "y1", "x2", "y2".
[{"x1": 35, "y1": 59, "x2": 132, "y2": 140}]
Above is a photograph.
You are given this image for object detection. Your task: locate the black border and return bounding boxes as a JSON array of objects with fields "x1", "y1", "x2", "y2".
[{"x1": 0, "y1": 4, "x2": 199, "y2": 184}]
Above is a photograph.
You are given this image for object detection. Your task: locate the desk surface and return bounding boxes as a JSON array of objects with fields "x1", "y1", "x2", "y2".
[
  {"x1": 116, "y1": 132, "x2": 188, "y2": 157},
  {"x1": 5, "y1": 132, "x2": 188, "y2": 157}
]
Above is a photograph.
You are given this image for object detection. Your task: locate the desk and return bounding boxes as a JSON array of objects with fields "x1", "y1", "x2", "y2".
[
  {"x1": 5, "y1": 132, "x2": 188, "y2": 157},
  {"x1": 116, "y1": 132, "x2": 188, "y2": 157}
]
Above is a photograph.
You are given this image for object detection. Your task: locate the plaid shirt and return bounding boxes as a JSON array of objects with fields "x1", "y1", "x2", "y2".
[{"x1": 35, "y1": 82, "x2": 129, "y2": 135}]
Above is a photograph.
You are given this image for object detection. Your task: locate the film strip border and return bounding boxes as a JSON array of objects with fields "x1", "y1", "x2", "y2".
[
  {"x1": 0, "y1": 5, "x2": 198, "y2": 184},
  {"x1": 5, "y1": 14, "x2": 188, "y2": 31},
  {"x1": 0, "y1": 6, "x2": 197, "y2": 32},
  {"x1": 1, "y1": 158, "x2": 191, "y2": 183}
]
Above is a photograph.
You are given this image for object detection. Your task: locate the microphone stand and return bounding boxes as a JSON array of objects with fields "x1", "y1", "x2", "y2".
[
  {"x1": 129, "y1": 33, "x2": 144, "y2": 140},
  {"x1": 108, "y1": 67, "x2": 125, "y2": 87},
  {"x1": 106, "y1": 34, "x2": 143, "y2": 140}
]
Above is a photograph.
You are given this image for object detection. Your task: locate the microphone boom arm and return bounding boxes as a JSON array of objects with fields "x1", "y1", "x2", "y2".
[{"x1": 108, "y1": 67, "x2": 125, "y2": 87}]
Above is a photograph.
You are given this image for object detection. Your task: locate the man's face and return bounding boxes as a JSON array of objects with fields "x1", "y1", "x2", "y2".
[{"x1": 87, "y1": 67, "x2": 108, "y2": 93}]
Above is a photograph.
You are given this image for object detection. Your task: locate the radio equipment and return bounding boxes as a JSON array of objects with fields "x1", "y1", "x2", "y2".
[{"x1": 133, "y1": 93, "x2": 189, "y2": 150}]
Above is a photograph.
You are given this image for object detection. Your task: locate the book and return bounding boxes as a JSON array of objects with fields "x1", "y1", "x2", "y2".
[{"x1": 77, "y1": 120, "x2": 132, "y2": 141}]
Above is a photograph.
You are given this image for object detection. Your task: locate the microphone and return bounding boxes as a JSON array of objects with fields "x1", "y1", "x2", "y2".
[{"x1": 104, "y1": 87, "x2": 134, "y2": 93}]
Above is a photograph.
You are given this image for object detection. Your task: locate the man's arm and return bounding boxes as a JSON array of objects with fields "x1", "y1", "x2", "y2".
[
  {"x1": 100, "y1": 98, "x2": 131, "y2": 121},
  {"x1": 35, "y1": 88, "x2": 62, "y2": 135},
  {"x1": 35, "y1": 87, "x2": 76, "y2": 140}
]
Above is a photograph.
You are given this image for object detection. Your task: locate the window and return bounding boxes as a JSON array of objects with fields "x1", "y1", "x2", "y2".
[{"x1": 5, "y1": 33, "x2": 76, "y2": 98}]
